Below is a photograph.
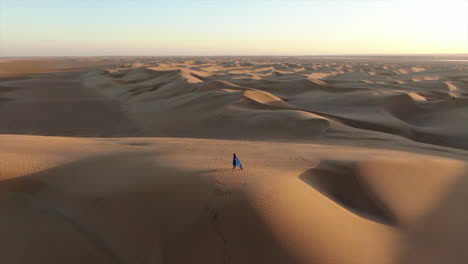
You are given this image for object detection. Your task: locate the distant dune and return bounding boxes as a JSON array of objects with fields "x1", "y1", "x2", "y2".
[
  {"x1": 77, "y1": 57, "x2": 468, "y2": 149},
  {"x1": 1, "y1": 56, "x2": 467, "y2": 264}
]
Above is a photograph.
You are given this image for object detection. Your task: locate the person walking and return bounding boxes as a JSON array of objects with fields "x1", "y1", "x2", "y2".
[{"x1": 233, "y1": 153, "x2": 243, "y2": 170}]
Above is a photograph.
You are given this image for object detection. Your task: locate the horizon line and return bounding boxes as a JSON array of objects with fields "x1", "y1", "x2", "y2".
[{"x1": 1, "y1": 53, "x2": 468, "y2": 58}]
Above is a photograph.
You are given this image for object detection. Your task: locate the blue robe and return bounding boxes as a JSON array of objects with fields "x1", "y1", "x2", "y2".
[{"x1": 234, "y1": 157, "x2": 243, "y2": 169}]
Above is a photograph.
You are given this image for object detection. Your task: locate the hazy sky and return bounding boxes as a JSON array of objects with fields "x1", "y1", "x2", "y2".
[{"x1": 1, "y1": 0, "x2": 467, "y2": 56}]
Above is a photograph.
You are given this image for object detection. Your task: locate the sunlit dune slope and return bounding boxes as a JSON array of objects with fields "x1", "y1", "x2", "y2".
[{"x1": 1, "y1": 135, "x2": 467, "y2": 264}]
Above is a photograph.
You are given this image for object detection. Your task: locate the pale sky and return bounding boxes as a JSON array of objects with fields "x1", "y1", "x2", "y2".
[{"x1": 1, "y1": 0, "x2": 467, "y2": 56}]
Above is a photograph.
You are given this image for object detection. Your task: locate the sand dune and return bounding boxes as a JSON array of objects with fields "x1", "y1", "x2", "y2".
[
  {"x1": 1, "y1": 56, "x2": 468, "y2": 264},
  {"x1": 81, "y1": 58, "x2": 468, "y2": 149},
  {"x1": 0, "y1": 57, "x2": 116, "y2": 78},
  {"x1": 1, "y1": 135, "x2": 467, "y2": 264}
]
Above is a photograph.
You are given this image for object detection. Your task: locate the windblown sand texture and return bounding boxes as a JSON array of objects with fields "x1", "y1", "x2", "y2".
[{"x1": 1, "y1": 56, "x2": 468, "y2": 264}]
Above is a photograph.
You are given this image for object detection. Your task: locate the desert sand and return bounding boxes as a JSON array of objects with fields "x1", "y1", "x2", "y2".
[{"x1": 1, "y1": 56, "x2": 467, "y2": 264}]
